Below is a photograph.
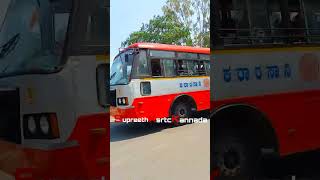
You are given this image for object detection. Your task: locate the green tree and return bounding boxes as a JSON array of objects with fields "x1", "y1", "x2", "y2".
[
  {"x1": 122, "y1": 0, "x2": 209, "y2": 48},
  {"x1": 121, "y1": 14, "x2": 192, "y2": 47},
  {"x1": 162, "y1": 0, "x2": 210, "y2": 47}
]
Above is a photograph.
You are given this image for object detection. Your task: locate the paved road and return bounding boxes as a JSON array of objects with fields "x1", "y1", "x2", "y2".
[{"x1": 110, "y1": 121, "x2": 210, "y2": 180}]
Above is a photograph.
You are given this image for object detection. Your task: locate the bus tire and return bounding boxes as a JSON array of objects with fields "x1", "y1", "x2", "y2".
[
  {"x1": 213, "y1": 128, "x2": 261, "y2": 178},
  {"x1": 172, "y1": 101, "x2": 192, "y2": 118},
  {"x1": 170, "y1": 101, "x2": 193, "y2": 126}
]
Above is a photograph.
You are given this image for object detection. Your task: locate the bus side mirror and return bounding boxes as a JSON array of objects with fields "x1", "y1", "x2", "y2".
[
  {"x1": 97, "y1": 64, "x2": 109, "y2": 107},
  {"x1": 140, "y1": 82, "x2": 151, "y2": 96}
]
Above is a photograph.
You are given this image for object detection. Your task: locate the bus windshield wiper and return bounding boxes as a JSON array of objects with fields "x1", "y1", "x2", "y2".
[{"x1": 0, "y1": 33, "x2": 20, "y2": 59}]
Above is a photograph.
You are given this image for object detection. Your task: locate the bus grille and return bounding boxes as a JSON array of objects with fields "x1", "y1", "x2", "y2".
[
  {"x1": 110, "y1": 89, "x2": 116, "y2": 107},
  {"x1": 0, "y1": 89, "x2": 21, "y2": 144}
]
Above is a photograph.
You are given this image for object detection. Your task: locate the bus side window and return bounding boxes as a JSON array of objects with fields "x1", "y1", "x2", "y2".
[
  {"x1": 198, "y1": 61, "x2": 206, "y2": 75},
  {"x1": 151, "y1": 59, "x2": 162, "y2": 77},
  {"x1": 177, "y1": 60, "x2": 188, "y2": 76},
  {"x1": 304, "y1": 0, "x2": 320, "y2": 42},
  {"x1": 204, "y1": 61, "x2": 210, "y2": 75},
  {"x1": 186, "y1": 60, "x2": 197, "y2": 76},
  {"x1": 216, "y1": 0, "x2": 250, "y2": 46},
  {"x1": 135, "y1": 50, "x2": 150, "y2": 77},
  {"x1": 162, "y1": 59, "x2": 176, "y2": 77}
]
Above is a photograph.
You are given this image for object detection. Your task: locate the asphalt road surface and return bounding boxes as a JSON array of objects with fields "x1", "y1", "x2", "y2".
[{"x1": 110, "y1": 120, "x2": 210, "y2": 180}]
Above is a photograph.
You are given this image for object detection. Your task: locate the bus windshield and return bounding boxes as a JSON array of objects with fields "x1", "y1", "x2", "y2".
[
  {"x1": 110, "y1": 49, "x2": 135, "y2": 85},
  {"x1": 0, "y1": 0, "x2": 70, "y2": 78}
]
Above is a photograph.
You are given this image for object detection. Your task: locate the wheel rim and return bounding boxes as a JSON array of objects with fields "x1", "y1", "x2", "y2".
[
  {"x1": 179, "y1": 109, "x2": 186, "y2": 116},
  {"x1": 217, "y1": 147, "x2": 242, "y2": 176},
  {"x1": 176, "y1": 106, "x2": 187, "y2": 117}
]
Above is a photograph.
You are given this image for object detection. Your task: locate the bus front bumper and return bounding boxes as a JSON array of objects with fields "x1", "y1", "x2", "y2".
[
  {"x1": 10, "y1": 140, "x2": 108, "y2": 180},
  {"x1": 111, "y1": 106, "x2": 140, "y2": 122},
  {"x1": 16, "y1": 142, "x2": 87, "y2": 179},
  {"x1": 0, "y1": 140, "x2": 95, "y2": 179}
]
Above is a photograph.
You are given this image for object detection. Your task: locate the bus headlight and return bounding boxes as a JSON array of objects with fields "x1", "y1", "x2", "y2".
[
  {"x1": 23, "y1": 113, "x2": 60, "y2": 139},
  {"x1": 39, "y1": 116, "x2": 50, "y2": 135},
  {"x1": 27, "y1": 116, "x2": 37, "y2": 134},
  {"x1": 117, "y1": 97, "x2": 128, "y2": 105},
  {"x1": 117, "y1": 98, "x2": 122, "y2": 105}
]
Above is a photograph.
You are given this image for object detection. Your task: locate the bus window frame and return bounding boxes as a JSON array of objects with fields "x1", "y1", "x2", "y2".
[
  {"x1": 176, "y1": 52, "x2": 199, "y2": 59},
  {"x1": 162, "y1": 59, "x2": 178, "y2": 77},
  {"x1": 211, "y1": 0, "x2": 320, "y2": 50},
  {"x1": 66, "y1": 0, "x2": 109, "y2": 56},
  {"x1": 147, "y1": 49, "x2": 170, "y2": 79},
  {"x1": 200, "y1": 54, "x2": 210, "y2": 60},
  {"x1": 149, "y1": 50, "x2": 176, "y2": 58},
  {"x1": 204, "y1": 60, "x2": 210, "y2": 75},
  {"x1": 176, "y1": 59, "x2": 190, "y2": 76},
  {"x1": 150, "y1": 58, "x2": 164, "y2": 78},
  {"x1": 131, "y1": 48, "x2": 151, "y2": 79},
  {"x1": 175, "y1": 58, "x2": 210, "y2": 77},
  {"x1": 130, "y1": 49, "x2": 210, "y2": 79}
]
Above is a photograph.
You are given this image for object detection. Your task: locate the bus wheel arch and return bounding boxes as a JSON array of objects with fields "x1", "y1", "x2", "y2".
[
  {"x1": 211, "y1": 104, "x2": 279, "y2": 176},
  {"x1": 212, "y1": 104, "x2": 279, "y2": 154},
  {"x1": 170, "y1": 95, "x2": 197, "y2": 117}
]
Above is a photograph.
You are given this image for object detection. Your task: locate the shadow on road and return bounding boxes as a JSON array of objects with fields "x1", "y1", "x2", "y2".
[{"x1": 110, "y1": 123, "x2": 168, "y2": 142}]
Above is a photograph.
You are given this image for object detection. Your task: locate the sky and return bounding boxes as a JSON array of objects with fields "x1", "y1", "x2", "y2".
[{"x1": 110, "y1": 0, "x2": 167, "y2": 63}]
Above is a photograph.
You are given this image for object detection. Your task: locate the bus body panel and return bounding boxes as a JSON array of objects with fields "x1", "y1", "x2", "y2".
[
  {"x1": 113, "y1": 76, "x2": 210, "y2": 120},
  {"x1": 114, "y1": 91, "x2": 210, "y2": 120},
  {"x1": 0, "y1": 55, "x2": 106, "y2": 145},
  {"x1": 211, "y1": 47, "x2": 320, "y2": 156},
  {"x1": 0, "y1": 71, "x2": 76, "y2": 145}
]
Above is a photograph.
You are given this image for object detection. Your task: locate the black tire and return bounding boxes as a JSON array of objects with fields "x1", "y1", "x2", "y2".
[
  {"x1": 172, "y1": 101, "x2": 191, "y2": 118},
  {"x1": 171, "y1": 101, "x2": 192, "y2": 126},
  {"x1": 213, "y1": 128, "x2": 262, "y2": 178}
]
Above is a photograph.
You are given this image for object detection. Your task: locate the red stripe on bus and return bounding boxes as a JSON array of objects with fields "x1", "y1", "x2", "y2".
[
  {"x1": 126, "y1": 43, "x2": 210, "y2": 54},
  {"x1": 114, "y1": 90, "x2": 210, "y2": 120}
]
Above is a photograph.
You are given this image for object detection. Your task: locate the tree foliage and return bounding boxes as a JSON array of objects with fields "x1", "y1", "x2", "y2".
[
  {"x1": 122, "y1": 14, "x2": 192, "y2": 47},
  {"x1": 122, "y1": 0, "x2": 209, "y2": 48},
  {"x1": 162, "y1": 0, "x2": 210, "y2": 47}
]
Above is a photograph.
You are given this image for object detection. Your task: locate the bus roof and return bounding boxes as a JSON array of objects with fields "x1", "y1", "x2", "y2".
[{"x1": 126, "y1": 43, "x2": 210, "y2": 54}]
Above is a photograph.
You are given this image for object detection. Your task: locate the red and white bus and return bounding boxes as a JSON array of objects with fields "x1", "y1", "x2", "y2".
[
  {"x1": 110, "y1": 43, "x2": 210, "y2": 122},
  {"x1": 0, "y1": 0, "x2": 109, "y2": 179},
  {"x1": 211, "y1": 0, "x2": 320, "y2": 178}
]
